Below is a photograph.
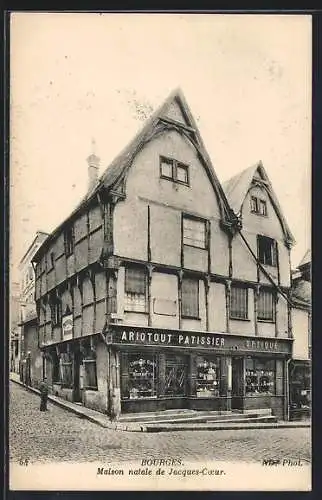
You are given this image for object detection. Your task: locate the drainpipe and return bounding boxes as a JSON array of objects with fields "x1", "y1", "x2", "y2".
[{"x1": 286, "y1": 357, "x2": 292, "y2": 421}]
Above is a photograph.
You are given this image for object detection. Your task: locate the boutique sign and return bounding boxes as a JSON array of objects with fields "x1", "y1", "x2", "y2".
[{"x1": 109, "y1": 326, "x2": 292, "y2": 354}]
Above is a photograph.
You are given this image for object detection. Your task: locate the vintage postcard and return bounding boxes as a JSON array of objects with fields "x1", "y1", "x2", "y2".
[{"x1": 9, "y1": 12, "x2": 312, "y2": 491}]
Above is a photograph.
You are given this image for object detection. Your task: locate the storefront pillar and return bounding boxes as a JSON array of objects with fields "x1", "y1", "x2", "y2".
[
  {"x1": 189, "y1": 354, "x2": 197, "y2": 396},
  {"x1": 220, "y1": 356, "x2": 232, "y2": 411},
  {"x1": 108, "y1": 347, "x2": 121, "y2": 420}
]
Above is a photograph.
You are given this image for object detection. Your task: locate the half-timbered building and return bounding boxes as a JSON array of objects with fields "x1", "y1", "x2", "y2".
[{"x1": 32, "y1": 89, "x2": 295, "y2": 419}]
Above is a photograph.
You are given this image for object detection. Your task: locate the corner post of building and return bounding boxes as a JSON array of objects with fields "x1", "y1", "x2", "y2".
[
  {"x1": 108, "y1": 345, "x2": 121, "y2": 420},
  {"x1": 225, "y1": 279, "x2": 231, "y2": 333}
]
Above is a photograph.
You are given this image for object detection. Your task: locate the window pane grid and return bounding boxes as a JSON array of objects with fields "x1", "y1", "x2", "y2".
[
  {"x1": 160, "y1": 159, "x2": 173, "y2": 179},
  {"x1": 251, "y1": 197, "x2": 259, "y2": 212},
  {"x1": 160, "y1": 156, "x2": 189, "y2": 185},
  {"x1": 176, "y1": 164, "x2": 188, "y2": 183}
]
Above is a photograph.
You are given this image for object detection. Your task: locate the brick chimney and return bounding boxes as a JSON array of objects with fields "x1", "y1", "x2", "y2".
[{"x1": 86, "y1": 138, "x2": 100, "y2": 192}]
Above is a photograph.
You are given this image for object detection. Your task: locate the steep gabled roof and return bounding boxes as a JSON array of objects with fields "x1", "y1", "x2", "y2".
[
  {"x1": 222, "y1": 163, "x2": 259, "y2": 215},
  {"x1": 298, "y1": 249, "x2": 311, "y2": 269},
  {"x1": 33, "y1": 88, "x2": 235, "y2": 262},
  {"x1": 19, "y1": 231, "x2": 49, "y2": 267},
  {"x1": 223, "y1": 160, "x2": 295, "y2": 246},
  {"x1": 292, "y1": 279, "x2": 311, "y2": 306},
  {"x1": 78, "y1": 87, "x2": 233, "y2": 217}
]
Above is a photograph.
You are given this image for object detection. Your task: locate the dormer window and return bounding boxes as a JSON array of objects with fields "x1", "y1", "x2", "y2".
[
  {"x1": 251, "y1": 196, "x2": 267, "y2": 216},
  {"x1": 160, "y1": 156, "x2": 189, "y2": 186}
]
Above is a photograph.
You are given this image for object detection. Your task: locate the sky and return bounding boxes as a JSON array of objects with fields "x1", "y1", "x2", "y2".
[{"x1": 10, "y1": 13, "x2": 311, "y2": 283}]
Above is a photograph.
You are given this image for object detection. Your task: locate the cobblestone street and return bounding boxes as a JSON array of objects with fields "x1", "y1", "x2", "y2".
[{"x1": 9, "y1": 382, "x2": 311, "y2": 464}]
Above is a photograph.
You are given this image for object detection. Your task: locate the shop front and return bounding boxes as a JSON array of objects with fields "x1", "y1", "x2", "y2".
[
  {"x1": 289, "y1": 359, "x2": 311, "y2": 421},
  {"x1": 107, "y1": 325, "x2": 293, "y2": 420}
]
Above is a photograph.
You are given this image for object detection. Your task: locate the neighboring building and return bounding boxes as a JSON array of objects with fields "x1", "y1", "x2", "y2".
[
  {"x1": 18, "y1": 231, "x2": 49, "y2": 385},
  {"x1": 10, "y1": 281, "x2": 21, "y2": 373},
  {"x1": 32, "y1": 89, "x2": 295, "y2": 420},
  {"x1": 289, "y1": 250, "x2": 311, "y2": 420}
]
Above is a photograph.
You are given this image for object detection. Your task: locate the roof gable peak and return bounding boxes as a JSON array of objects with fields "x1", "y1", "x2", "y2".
[{"x1": 223, "y1": 161, "x2": 295, "y2": 246}]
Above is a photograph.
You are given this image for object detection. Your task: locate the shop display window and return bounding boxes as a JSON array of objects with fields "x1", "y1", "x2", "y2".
[
  {"x1": 245, "y1": 358, "x2": 276, "y2": 395},
  {"x1": 196, "y1": 356, "x2": 220, "y2": 397},
  {"x1": 128, "y1": 355, "x2": 157, "y2": 399},
  {"x1": 290, "y1": 363, "x2": 311, "y2": 409}
]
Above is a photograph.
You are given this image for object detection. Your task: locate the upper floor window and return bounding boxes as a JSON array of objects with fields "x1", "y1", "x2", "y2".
[
  {"x1": 251, "y1": 196, "x2": 267, "y2": 216},
  {"x1": 47, "y1": 252, "x2": 55, "y2": 271},
  {"x1": 183, "y1": 215, "x2": 207, "y2": 249},
  {"x1": 160, "y1": 156, "x2": 189, "y2": 186},
  {"x1": 257, "y1": 288, "x2": 275, "y2": 322},
  {"x1": 51, "y1": 297, "x2": 62, "y2": 326},
  {"x1": 181, "y1": 278, "x2": 199, "y2": 318},
  {"x1": 28, "y1": 266, "x2": 33, "y2": 280},
  {"x1": 64, "y1": 226, "x2": 74, "y2": 256},
  {"x1": 230, "y1": 285, "x2": 248, "y2": 320},
  {"x1": 258, "y1": 235, "x2": 277, "y2": 267},
  {"x1": 124, "y1": 267, "x2": 147, "y2": 313}
]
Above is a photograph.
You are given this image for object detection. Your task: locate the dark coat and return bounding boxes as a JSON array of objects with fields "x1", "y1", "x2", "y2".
[{"x1": 39, "y1": 380, "x2": 49, "y2": 396}]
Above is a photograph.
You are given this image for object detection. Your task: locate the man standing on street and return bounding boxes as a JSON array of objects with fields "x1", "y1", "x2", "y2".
[{"x1": 39, "y1": 377, "x2": 49, "y2": 411}]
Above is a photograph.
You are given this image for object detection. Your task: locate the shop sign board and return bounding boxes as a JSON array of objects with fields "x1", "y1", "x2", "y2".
[
  {"x1": 110, "y1": 326, "x2": 292, "y2": 354},
  {"x1": 62, "y1": 314, "x2": 73, "y2": 340}
]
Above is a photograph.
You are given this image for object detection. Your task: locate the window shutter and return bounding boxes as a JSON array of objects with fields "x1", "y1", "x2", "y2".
[
  {"x1": 182, "y1": 279, "x2": 199, "y2": 317},
  {"x1": 273, "y1": 241, "x2": 278, "y2": 267},
  {"x1": 83, "y1": 359, "x2": 98, "y2": 389},
  {"x1": 125, "y1": 268, "x2": 146, "y2": 294}
]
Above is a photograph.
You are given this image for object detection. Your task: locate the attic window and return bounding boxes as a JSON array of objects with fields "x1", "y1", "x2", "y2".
[
  {"x1": 251, "y1": 196, "x2": 267, "y2": 216},
  {"x1": 160, "y1": 156, "x2": 189, "y2": 186}
]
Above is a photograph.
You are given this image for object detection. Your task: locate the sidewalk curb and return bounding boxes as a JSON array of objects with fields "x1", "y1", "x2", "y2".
[
  {"x1": 10, "y1": 376, "x2": 310, "y2": 433},
  {"x1": 145, "y1": 422, "x2": 311, "y2": 432}
]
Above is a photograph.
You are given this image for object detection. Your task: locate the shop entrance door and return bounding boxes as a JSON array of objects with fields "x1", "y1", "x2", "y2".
[
  {"x1": 232, "y1": 357, "x2": 244, "y2": 410},
  {"x1": 164, "y1": 354, "x2": 189, "y2": 398}
]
